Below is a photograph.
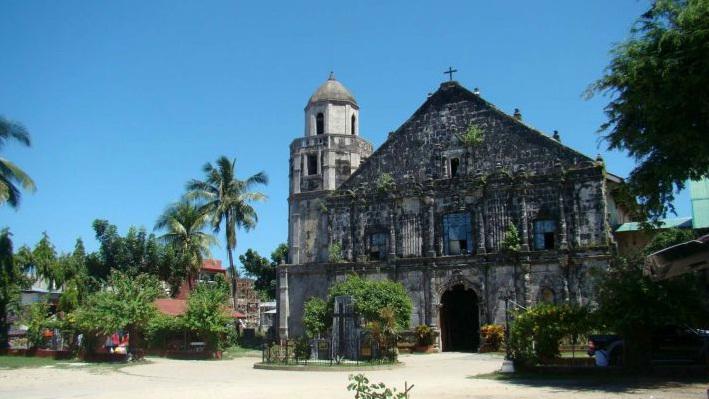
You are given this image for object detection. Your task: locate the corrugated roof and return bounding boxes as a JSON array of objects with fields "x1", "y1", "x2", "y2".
[
  {"x1": 615, "y1": 217, "x2": 693, "y2": 233},
  {"x1": 690, "y1": 178, "x2": 709, "y2": 229}
]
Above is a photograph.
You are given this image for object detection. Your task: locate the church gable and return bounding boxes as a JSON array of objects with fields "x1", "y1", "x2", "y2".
[{"x1": 340, "y1": 81, "x2": 594, "y2": 190}]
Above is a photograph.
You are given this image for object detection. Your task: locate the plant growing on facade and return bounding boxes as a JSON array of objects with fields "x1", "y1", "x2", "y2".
[
  {"x1": 328, "y1": 242, "x2": 345, "y2": 263},
  {"x1": 500, "y1": 223, "x2": 521, "y2": 253},
  {"x1": 375, "y1": 173, "x2": 395, "y2": 194},
  {"x1": 456, "y1": 123, "x2": 484, "y2": 147}
]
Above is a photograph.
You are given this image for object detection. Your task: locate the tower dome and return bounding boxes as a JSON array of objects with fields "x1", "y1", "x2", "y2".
[
  {"x1": 304, "y1": 72, "x2": 360, "y2": 137},
  {"x1": 307, "y1": 72, "x2": 358, "y2": 107}
]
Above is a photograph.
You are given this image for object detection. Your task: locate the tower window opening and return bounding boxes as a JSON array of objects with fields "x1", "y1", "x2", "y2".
[
  {"x1": 351, "y1": 114, "x2": 356, "y2": 135},
  {"x1": 316, "y1": 113, "x2": 324, "y2": 135},
  {"x1": 307, "y1": 154, "x2": 318, "y2": 175},
  {"x1": 450, "y1": 158, "x2": 460, "y2": 177}
]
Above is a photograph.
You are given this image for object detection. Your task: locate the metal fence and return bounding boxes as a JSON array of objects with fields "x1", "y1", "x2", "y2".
[{"x1": 261, "y1": 335, "x2": 397, "y2": 366}]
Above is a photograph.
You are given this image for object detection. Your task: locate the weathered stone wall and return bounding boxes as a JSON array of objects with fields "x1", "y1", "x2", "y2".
[{"x1": 279, "y1": 250, "x2": 610, "y2": 339}]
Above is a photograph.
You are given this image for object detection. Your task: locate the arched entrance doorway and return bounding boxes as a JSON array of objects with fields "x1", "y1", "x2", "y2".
[{"x1": 439, "y1": 284, "x2": 479, "y2": 352}]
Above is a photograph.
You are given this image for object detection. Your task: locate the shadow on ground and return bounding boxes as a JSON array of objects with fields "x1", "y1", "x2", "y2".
[{"x1": 469, "y1": 371, "x2": 709, "y2": 393}]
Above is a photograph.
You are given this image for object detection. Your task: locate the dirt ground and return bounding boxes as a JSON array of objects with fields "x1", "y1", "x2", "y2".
[{"x1": 0, "y1": 352, "x2": 706, "y2": 399}]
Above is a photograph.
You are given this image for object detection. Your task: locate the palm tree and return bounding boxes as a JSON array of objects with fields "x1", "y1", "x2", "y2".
[
  {"x1": 186, "y1": 156, "x2": 268, "y2": 309},
  {"x1": 0, "y1": 116, "x2": 36, "y2": 209},
  {"x1": 155, "y1": 200, "x2": 217, "y2": 291}
]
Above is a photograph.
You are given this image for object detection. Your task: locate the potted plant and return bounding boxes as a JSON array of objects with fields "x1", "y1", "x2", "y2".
[{"x1": 415, "y1": 325, "x2": 435, "y2": 353}]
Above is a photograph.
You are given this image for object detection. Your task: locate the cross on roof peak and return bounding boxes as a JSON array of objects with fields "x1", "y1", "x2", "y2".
[{"x1": 444, "y1": 66, "x2": 458, "y2": 81}]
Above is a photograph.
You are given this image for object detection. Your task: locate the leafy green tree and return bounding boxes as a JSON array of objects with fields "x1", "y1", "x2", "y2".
[
  {"x1": 186, "y1": 156, "x2": 268, "y2": 308},
  {"x1": 303, "y1": 297, "x2": 328, "y2": 338},
  {"x1": 73, "y1": 271, "x2": 162, "y2": 352},
  {"x1": 595, "y1": 255, "x2": 708, "y2": 369},
  {"x1": 183, "y1": 277, "x2": 232, "y2": 351},
  {"x1": 327, "y1": 275, "x2": 412, "y2": 329},
  {"x1": 643, "y1": 227, "x2": 695, "y2": 254},
  {"x1": 91, "y1": 219, "x2": 182, "y2": 286},
  {"x1": 32, "y1": 232, "x2": 61, "y2": 289},
  {"x1": 238, "y1": 243, "x2": 286, "y2": 299},
  {"x1": 0, "y1": 229, "x2": 30, "y2": 348},
  {"x1": 155, "y1": 200, "x2": 217, "y2": 290},
  {"x1": 587, "y1": 0, "x2": 709, "y2": 219},
  {"x1": 0, "y1": 116, "x2": 36, "y2": 209}
]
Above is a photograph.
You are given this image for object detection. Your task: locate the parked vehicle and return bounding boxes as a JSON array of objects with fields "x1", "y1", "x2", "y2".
[
  {"x1": 588, "y1": 326, "x2": 709, "y2": 367},
  {"x1": 651, "y1": 325, "x2": 709, "y2": 365}
]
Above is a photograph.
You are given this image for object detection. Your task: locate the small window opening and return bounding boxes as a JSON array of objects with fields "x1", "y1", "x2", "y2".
[
  {"x1": 533, "y1": 220, "x2": 556, "y2": 250},
  {"x1": 369, "y1": 233, "x2": 387, "y2": 261},
  {"x1": 541, "y1": 288, "x2": 555, "y2": 303},
  {"x1": 443, "y1": 212, "x2": 473, "y2": 255},
  {"x1": 307, "y1": 154, "x2": 318, "y2": 175},
  {"x1": 316, "y1": 113, "x2": 324, "y2": 135},
  {"x1": 351, "y1": 114, "x2": 356, "y2": 135},
  {"x1": 450, "y1": 158, "x2": 460, "y2": 177}
]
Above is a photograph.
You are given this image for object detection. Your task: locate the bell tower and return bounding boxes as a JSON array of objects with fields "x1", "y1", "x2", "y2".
[{"x1": 287, "y1": 73, "x2": 373, "y2": 264}]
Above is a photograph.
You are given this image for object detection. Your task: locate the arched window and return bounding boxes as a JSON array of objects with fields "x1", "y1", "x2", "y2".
[
  {"x1": 540, "y1": 288, "x2": 555, "y2": 303},
  {"x1": 351, "y1": 114, "x2": 356, "y2": 135},
  {"x1": 316, "y1": 113, "x2": 324, "y2": 135}
]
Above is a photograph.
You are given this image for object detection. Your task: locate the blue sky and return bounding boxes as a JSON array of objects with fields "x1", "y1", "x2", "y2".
[{"x1": 0, "y1": 0, "x2": 689, "y2": 267}]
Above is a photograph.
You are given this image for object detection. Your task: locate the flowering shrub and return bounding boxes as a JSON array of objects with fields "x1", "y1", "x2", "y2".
[{"x1": 479, "y1": 324, "x2": 504, "y2": 352}]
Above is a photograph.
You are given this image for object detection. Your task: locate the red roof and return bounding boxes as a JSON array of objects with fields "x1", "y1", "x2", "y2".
[
  {"x1": 154, "y1": 298, "x2": 187, "y2": 316},
  {"x1": 202, "y1": 259, "x2": 226, "y2": 273},
  {"x1": 155, "y1": 298, "x2": 245, "y2": 319}
]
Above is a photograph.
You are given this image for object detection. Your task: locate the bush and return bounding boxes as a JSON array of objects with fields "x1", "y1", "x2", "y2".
[
  {"x1": 509, "y1": 303, "x2": 591, "y2": 365},
  {"x1": 414, "y1": 324, "x2": 434, "y2": 346},
  {"x1": 479, "y1": 324, "x2": 504, "y2": 352}
]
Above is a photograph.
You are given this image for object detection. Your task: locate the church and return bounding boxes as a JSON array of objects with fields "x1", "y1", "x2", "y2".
[{"x1": 278, "y1": 73, "x2": 627, "y2": 351}]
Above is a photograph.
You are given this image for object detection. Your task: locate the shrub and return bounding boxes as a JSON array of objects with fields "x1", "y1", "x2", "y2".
[
  {"x1": 414, "y1": 324, "x2": 434, "y2": 346},
  {"x1": 479, "y1": 324, "x2": 504, "y2": 352},
  {"x1": 509, "y1": 303, "x2": 591, "y2": 365}
]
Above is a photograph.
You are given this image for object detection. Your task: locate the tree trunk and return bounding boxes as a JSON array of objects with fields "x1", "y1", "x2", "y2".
[
  {"x1": 228, "y1": 246, "x2": 238, "y2": 310},
  {"x1": 0, "y1": 301, "x2": 8, "y2": 349}
]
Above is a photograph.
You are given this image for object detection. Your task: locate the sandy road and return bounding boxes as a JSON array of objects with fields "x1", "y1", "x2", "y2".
[{"x1": 0, "y1": 352, "x2": 705, "y2": 399}]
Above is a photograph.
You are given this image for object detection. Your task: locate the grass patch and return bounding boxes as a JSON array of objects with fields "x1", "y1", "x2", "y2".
[
  {"x1": 0, "y1": 355, "x2": 63, "y2": 369},
  {"x1": 222, "y1": 345, "x2": 261, "y2": 359}
]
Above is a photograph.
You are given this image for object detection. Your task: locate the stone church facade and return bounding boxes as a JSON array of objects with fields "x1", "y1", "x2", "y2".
[{"x1": 279, "y1": 74, "x2": 625, "y2": 351}]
